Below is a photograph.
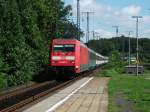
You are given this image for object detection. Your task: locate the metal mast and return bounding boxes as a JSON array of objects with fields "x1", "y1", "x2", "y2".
[
  {"x1": 127, "y1": 31, "x2": 133, "y2": 66},
  {"x1": 112, "y1": 26, "x2": 119, "y2": 37},
  {"x1": 82, "y1": 12, "x2": 94, "y2": 44},
  {"x1": 77, "y1": 0, "x2": 80, "y2": 40},
  {"x1": 132, "y1": 16, "x2": 143, "y2": 76}
]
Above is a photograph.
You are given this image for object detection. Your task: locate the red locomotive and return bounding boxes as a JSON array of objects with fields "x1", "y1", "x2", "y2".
[{"x1": 49, "y1": 39, "x2": 108, "y2": 75}]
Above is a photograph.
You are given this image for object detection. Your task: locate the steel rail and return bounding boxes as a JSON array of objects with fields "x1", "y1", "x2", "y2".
[{"x1": 0, "y1": 71, "x2": 93, "y2": 112}]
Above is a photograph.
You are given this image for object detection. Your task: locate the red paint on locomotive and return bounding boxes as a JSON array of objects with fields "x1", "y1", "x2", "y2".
[{"x1": 49, "y1": 39, "x2": 89, "y2": 74}]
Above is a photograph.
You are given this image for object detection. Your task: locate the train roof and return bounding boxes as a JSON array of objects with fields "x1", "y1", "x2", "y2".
[{"x1": 53, "y1": 39, "x2": 78, "y2": 44}]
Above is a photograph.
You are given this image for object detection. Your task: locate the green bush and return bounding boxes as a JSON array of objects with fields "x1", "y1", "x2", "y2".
[
  {"x1": 98, "y1": 68, "x2": 119, "y2": 77},
  {"x1": 0, "y1": 55, "x2": 9, "y2": 88},
  {"x1": 0, "y1": 74, "x2": 7, "y2": 89},
  {"x1": 105, "y1": 69, "x2": 119, "y2": 77},
  {"x1": 108, "y1": 51, "x2": 126, "y2": 73}
]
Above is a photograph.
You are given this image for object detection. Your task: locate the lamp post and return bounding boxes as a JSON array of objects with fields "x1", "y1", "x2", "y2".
[{"x1": 132, "y1": 16, "x2": 143, "y2": 76}]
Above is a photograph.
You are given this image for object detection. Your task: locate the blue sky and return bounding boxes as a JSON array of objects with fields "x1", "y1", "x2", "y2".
[{"x1": 64, "y1": 0, "x2": 150, "y2": 41}]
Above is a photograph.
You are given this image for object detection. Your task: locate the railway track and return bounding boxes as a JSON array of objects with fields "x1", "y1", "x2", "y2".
[{"x1": 0, "y1": 71, "x2": 93, "y2": 112}]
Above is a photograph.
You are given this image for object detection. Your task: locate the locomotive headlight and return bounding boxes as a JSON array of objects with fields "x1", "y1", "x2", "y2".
[
  {"x1": 52, "y1": 56, "x2": 61, "y2": 60},
  {"x1": 76, "y1": 66, "x2": 79, "y2": 68},
  {"x1": 65, "y1": 56, "x2": 75, "y2": 60}
]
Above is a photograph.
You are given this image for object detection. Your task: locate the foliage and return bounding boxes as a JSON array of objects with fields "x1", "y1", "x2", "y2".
[
  {"x1": 0, "y1": 0, "x2": 82, "y2": 87},
  {"x1": 88, "y1": 39, "x2": 114, "y2": 56},
  {"x1": 108, "y1": 51, "x2": 126, "y2": 73},
  {"x1": 88, "y1": 37, "x2": 150, "y2": 63},
  {"x1": 0, "y1": 74, "x2": 7, "y2": 88},
  {"x1": 96, "y1": 68, "x2": 118, "y2": 77},
  {"x1": 101, "y1": 68, "x2": 119, "y2": 77},
  {"x1": 97, "y1": 51, "x2": 125, "y2": 77},
  {"x1": 96, "y1": 51, "x2": 126, "y2": 77},
  {"x1": 0, "y1": 54, "x2": 9, "y2": 88}
]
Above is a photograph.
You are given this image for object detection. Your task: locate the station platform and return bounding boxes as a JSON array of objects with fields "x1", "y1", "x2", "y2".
[{"x1": 23, "y1": 77, "x2": 109, "y2": 112}]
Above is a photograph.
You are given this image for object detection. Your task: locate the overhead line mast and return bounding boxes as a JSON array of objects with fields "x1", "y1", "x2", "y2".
[
  {"x1": 127, "y1": 31, "x2": 133, "y2": 66},
  {"x1": 132, "y1": 16, "x2": 143, "y2": 76},
  {"x1": 82, "y1": 12, "x2": 94, "y2": 44},
  {"x1": 112, "y1": 25, "x2": 119, "y2": 37},
  {"x1": 77, "y1": 0, "x2": 80, "y2": 40}
]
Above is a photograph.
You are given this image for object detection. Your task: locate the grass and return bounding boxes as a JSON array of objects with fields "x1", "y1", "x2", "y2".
[
  {"x1": 106, "y1": 69, "x2": 150, "y2": 112},
  {"x1": 97, "y1": 68, "x2": 150, "y2": 112},
  {"x1": 96, "y1": 68, "x2": 119, "y2": 77}
]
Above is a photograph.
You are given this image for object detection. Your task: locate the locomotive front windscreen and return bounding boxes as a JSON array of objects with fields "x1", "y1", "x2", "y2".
[{"x1": 53, "y1": 44, "x2": 75, "y2": 52}]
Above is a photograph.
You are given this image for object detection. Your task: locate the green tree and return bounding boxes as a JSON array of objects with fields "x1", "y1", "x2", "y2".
[
  {"x1": 108, "y1": 51, "x2": 125, "y2": 73},
  {"x1": 0, "y1": 0, "x2": 82, "y2": 88},
  {"x1": 0, "y1": 0, "x2": 36, "y2": 86},
  {"x1": 0, "y1": 54, "x2": 9, "y2": 88}
]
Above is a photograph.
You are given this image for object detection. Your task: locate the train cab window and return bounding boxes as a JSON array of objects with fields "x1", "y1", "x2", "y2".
[{"x1": 53, "y1": 44, "x2": 75, "y2": 52}]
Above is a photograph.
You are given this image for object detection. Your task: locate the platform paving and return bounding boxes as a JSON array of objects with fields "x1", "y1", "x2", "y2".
[
  {"x1": 54, "y1": 77, "x2": 109, "y2": 112},
  {"x1": 23, "y1": 77, "x2": 109, "y2": 112}
]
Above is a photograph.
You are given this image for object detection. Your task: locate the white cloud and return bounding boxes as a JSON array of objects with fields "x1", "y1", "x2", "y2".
[
  {"x1": 143, "y1": 16, "x2": 150, "y2": 24},
  {"x1": 122, "y1": 5, "x2": 141, "y2": 16},
  {"x1": 72, "y1": 0, "x2": 112, "y2": 17},
  {"x1": 95, "y1": 28, "x2": 114, "y2": 38},
  {"x1": 145, "y1": 29, "x2": 150, "y2": 33},
  {"x1": 109, "y1": 5, "x2": 142, "y2": 29},
  {"x1": 143, "y1": 29, "x2": 150, "y2": 37},
  {"x1": 66, "y1": 0, "x2": 150, "y2": 38}
]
